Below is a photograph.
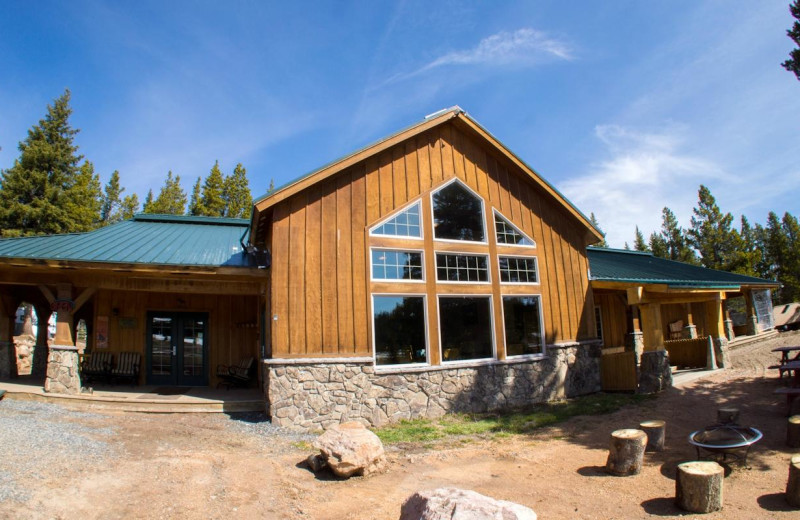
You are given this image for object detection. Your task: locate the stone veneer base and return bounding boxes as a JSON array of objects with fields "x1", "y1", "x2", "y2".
[
  {"x1": 44, "y1": 345, "x2": 82, "y2": 395},
  {"x1": 263, "y1": 342, "x2": 602, "y2": 432}
]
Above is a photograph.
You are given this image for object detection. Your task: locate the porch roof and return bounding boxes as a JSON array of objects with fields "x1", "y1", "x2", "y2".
[
  {"x1": 587, "y1": 247, "x2": 778, "y2": 290},
  {"x1": 0, "y1": 214, "x2": 257, "y2": 268}
]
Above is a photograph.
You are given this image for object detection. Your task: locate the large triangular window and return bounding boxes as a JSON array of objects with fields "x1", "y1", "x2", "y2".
[
  {"x1": 431, "y1": 180, "x2": 485, "y2": 242},
  {"x1": 494, "y1": 210, "x2": 534, "y2": 246},
  {"x1": 371, "y1": 202, "x2": 422, "y2": 238}
]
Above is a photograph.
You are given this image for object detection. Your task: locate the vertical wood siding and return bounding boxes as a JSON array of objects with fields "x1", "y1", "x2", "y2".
[{"x1": 269, "y1": 122, "x2": 596, "y2": 356}]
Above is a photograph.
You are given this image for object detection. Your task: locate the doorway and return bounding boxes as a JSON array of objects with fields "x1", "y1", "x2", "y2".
[{"x1": 146, "y1": 312, "x2": 208, "y2": 386}]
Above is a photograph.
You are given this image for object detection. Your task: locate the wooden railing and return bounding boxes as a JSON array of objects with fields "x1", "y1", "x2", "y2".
[
  {"x1": 664, "y1": 336, "x2": 708, "y2": 369},
  {"x1": 601, "y1": 350, "x2": 637, "y2": 392}
]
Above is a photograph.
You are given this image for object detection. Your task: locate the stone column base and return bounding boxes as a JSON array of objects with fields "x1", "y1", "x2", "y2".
[
  {"x1": 746, "y1": 316, "x2": 759, "y2": 336},
  {"x1": 713, "y1": 337, "x2": 730, "y2": 369},
  {"x1": 683, "y1": 324, "x2": 698, "y2": 339},
  {"x1": 44, "y1": 345, "x2": 82, "y2": 394},
  {"x1": 638, "y1": 350, "x2": 672, "y2": 394},
  {"x1": 723, "y1": 320, "x2": 734, "y2": 342}
]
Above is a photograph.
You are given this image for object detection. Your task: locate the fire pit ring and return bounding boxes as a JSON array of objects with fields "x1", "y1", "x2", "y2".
[{"x1": 687, "y1": 424, "x2": 763, "y2": 467}]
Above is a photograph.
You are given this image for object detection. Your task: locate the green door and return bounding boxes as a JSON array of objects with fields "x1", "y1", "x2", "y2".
[{"x1": 146, "y1": 312, "x2": 208, "y2": 386}]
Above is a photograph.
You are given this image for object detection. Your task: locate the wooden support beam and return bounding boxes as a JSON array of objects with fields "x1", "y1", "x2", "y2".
[
  {"x1": 684, "y1": 303, "x2": 694, "y2": 326},
  {"x1": 72, "y1": 287, "x2": 96, "y2": 313},
  {"x1": 639, "y1": 302, "x2": 664, "y2": 352},
  {"x1": 38, "y1": 285, "x2": 56, "y2": 305},
  {"x1": 704, "y1": 297, "x2": 726, "y2": 339},
  {"x1": 627, "y1": 286, "x2": 644, "y2": 305}
]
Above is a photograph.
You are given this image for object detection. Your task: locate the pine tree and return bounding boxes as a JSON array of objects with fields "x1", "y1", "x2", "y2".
[
  {"x1": 101, "y1": 170, "x2": 125, "y2": 224},
  {"x1": 267, "y1": 178, "x2": 275, "y2": 194},
  {"x1": 0, "y1": 89, "x2": 84, "y2": 236},
  {"x1": 659, "y1": 207, "x2": 698, "y2": 264},
  {"x1": 145, "y1": 171, "x2": 187, "y2": 215},
  {"x1": 143, "y1": 189, "x2": 154, "y2": 212},
  {"x1": 119, "y1": 193, "x2": 140, "y2": 220},
  {"x1": 783, "y1": 0, "x2": 800, "y2": 80},
  {"x1": 589, "y1": 212, "x2": 608, "y2": 247},
  {"x1": 223, "y1": 163, "x2": 252, "y2": 218},
  {"x1": 688, "y1": 185, "x2": 738, "y2": 270},
  {"x1": 780, "y1": 212, "x2": 800, "y2": 302},
  {"x1": 63, "y1": 161, "x2": 102, "y2": 232},
  {"x1": 199, "y1": 161, "x2": 226, "y2": 217},
  {"x1": 728, "y1": 216, "x2": 762, "y2": 277},
  {"x1": 188, "y1": 177, "x2": 203, "y2": 216},
  {"x1": 649, "y1": 232, "x2": 668, "y2": 258},
  {"x1": 633, "y1": 226, "x2": 649, "y2": 252}
]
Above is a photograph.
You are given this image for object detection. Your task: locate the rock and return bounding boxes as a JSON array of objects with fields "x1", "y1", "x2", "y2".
[
  {"x1": 306, "y1": 453, "x2": 327, "y2": 472},
  {"x1": 312, "y1": 421, "x2": 386, "y2": 478},
  {"x1": 399, "y1": 487, "x2": 537, "y2": 520}
]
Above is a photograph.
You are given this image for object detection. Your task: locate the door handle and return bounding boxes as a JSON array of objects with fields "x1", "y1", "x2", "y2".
[{"x1": 172, "y1": 346, "x2": 177, "y2": 356}]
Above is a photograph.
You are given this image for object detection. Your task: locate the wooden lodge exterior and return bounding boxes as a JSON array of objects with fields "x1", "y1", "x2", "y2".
[{"x1": 0, "y1": 107, "x2": 779, "y2": 430}]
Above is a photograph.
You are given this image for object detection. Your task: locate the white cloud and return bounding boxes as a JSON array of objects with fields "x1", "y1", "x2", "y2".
[{"x1": 559, "y1": 124, "x2": 728, "y2": 249}]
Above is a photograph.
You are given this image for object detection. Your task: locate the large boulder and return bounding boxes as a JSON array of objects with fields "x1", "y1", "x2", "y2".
[
  {"x1": 311, "y1": 421, "x2": 386, "y2": 478},
  {"x1": 400, "y1": 487, "x2": 537, "y2": 520}
]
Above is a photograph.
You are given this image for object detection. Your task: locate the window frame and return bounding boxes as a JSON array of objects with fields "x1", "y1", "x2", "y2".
[
  {"x1": 429, "y1": 178, "x2": 488, "y2": 245},
  {"x1": 497, "y1": 255, "x2": 540, "y2": 285},
  {"x1": 434, "y1": 251, "x2": 492, "y2": 285},
  {"x1": 368, "y1": 200, "x2": 424, "y2": 239},
  {"x1": 369, "y1": 247, "x2": 426, "y2": 283},
  {"x1": 500, "y1": 294, "x2": 546, "y2": 360},
  {"x1": 371, "y1": 293, "x2": 430, "y2": 370},
  {"x1": 493, "y1": 209, "x2": 536, "y2": 248},
  {"x1": 437, "y1": 294, "x2": 496, "y2": 364}
]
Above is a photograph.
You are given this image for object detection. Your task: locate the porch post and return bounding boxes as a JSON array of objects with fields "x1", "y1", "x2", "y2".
[
  {"x1": 637, "y1": 302, "x2": 672, "y2": 394},
  {"x1": 683, "y1": 303, "x2": 698, "y2": 339},
  {"x1": 721, "y1": 300, "x2": 735, "y2": 341},
  {"x1": 43, "y1": 283, "x2": 82, "y2": 394},
  {"x1": 627, "y1": 305, "x2": 644, "y2": 357},
  {"x1": 0, "y1": 292, "x2": 18, "y2": 379},
  {"x1": 705, "y1": 295, "x2": 729, "y2": 368},
  {"x1": 744, "y1": 289, "x2": 759, "y2": 336},
  {"x1": 31, "y1": 304, "x2": 52, "y2": 379},
  {"x1": 639, "y1": 303, "x2": 664, "y2": 352}
]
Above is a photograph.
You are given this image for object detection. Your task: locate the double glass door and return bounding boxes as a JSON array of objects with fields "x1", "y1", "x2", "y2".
[{"x1": 147, "y1": 312, "x2": 208, "y2": 386}]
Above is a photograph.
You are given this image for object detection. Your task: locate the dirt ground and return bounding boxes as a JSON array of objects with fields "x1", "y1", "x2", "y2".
[{"x1": 3, "y1": 333, "x2": 800, "y2": 519}]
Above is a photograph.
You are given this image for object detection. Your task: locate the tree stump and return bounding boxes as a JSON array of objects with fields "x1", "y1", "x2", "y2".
[
  {"x1": 787, "y1": 455, "x2": 800, "y2": 508},
  {"x1": 606, "y1": 429, "x2": 648, "y2": 476},
  {"x1": 717, "y1": 407, "x2": 739, "y2": 424},
  {"x1": 639, "y1": 420, "x2": 666, "y2": 452},
  {"x1": 675, "y1": 461, "x2": 724, "y2": 513},
  {"x1": 788, "y1": 416, "x2": 800, "y2": 449}
]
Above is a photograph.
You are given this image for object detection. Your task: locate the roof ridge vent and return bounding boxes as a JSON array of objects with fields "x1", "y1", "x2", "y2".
[{"x1": 424, "y1": 105, "x2": 464, "y2": 119}]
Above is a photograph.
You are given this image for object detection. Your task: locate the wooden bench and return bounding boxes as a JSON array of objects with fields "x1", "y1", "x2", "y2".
[
  {"x1": 775, "y1": 387, "x2": 800, "y2": 414},
  {"x1": 80, "y1": 351, "x2": 113, "y2": 384},
  {"x1": 110, "y1": 352, "x2": 140, "y2": 385},
  {"x1": 216, "y1": 357, "x2": 254, "y2": 389}
]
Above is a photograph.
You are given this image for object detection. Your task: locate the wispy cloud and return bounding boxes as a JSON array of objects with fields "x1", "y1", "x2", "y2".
[
  {"x1": 377, "y1": 28, "x2": 573, "y2": 88},
  {"x1": 559, "y1": 124, "x2": 727, "y2": 248}
]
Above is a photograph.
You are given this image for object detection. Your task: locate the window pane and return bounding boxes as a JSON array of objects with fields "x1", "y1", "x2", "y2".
[
  {"x1": 373, "y1": 296, "x2": 427, "y2": 366},
  {"x1": 495, "y1": 212, "x2": 534, "y2": 245},
  {"x1": 435, "y1": 253, "x2": 488, "y2": 282},
  {"x1": 503, "y1": 296, "x2": 543, "y2": 356},
  {"x1": 372, "y1": 202, "x2": 422, "y2": 237},
  {"x1": 432, "y1": 182, "x2": 485, "y2": 241},
  {"x1": 372, "y1": 250, "x2": 423, "y2": 280},
  {"x1": 439, "y1": 297, "x2": 493, "y2": 361},
  {"x1": 498, "y1": 256, "x2": 538, "y2": 284}
]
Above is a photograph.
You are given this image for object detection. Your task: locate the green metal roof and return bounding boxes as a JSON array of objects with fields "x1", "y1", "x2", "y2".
[
  {"x1": 0, "y1": 214, "x2": 257, "y2": 268},
  {"x1": 587, "y1": 247, "x2": 777, "y2": 289}
]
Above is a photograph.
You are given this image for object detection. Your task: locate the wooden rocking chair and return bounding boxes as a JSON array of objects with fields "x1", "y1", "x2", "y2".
[
  {"x1": 668, "y1": 320, "x2": 684, "y2": 340},
  {"x1": 216, "y1": 357, "x2": 255, "y2": 389}
]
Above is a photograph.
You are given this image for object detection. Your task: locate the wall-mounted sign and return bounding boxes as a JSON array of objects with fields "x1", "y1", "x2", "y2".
[
  {"x1": 50, "y1": 299, "x2": 75, "y2": 313},
  {"x1": 96, "y1": 316, "x2": 109, "y2": 349},
  {"x1": 118, "y1": 317, "x2": 137, "y2": 329}
]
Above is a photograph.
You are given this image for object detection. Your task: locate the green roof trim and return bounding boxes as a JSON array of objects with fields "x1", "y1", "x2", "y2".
[
  {"x1": 0, "y1": 214, "x2": 256, "y2": 268},
  {"x1": 587, "y1": 247, "x2": 777, "y2": 289}
]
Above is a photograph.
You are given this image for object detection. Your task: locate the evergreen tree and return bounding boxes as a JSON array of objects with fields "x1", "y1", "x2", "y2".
[
  {"x1": 143, "y1": 189, "x2": 154, "y2": 212},
  {"x1": 63, "y1": 161, "x2": 102, "y2": 232},
  {"x1": 119, "y1": 193, "x2": 140, "y2": 220},
  {"x1": 101, "y1": 170, "x2": 125, "y2": 224},
  {"x1": 658, "y1": 207, "x2": 698, "y2": 264},
  {"x1": 589, "y1": 212, "x2": 608, "y2": 247},
  {"x1": 199, "y1": 161, "x2": 226, "y2": 217},
  {"x1": 188, "y1": 177, "x2": 203, "y2": 216},
  {"x1": 633, "y1": 226, "x2": 649, "y2": 252},
  {"x1": 0, "y1": 90, "x2": 84, "y2": 236},
  {"x1": 624, "y1": 242, "x2": 630, "y2": 250},
  {"x1": 145, "y1": 171, "x2": 187, "y2": 215},
  {"x1": 780, "y1": 212, "x2": 800, "y2": 302},
  {"x1": 688, "y1": 185, "x2": 738, "y2": 270},
  {"x1": 267, "y1": 178, "x2": 275, "y2": 194},
  {"x1": 223, "y1": 163, "x2": 252, "y2": 218},
  {"x1": 727, "y1": 216, "x2": 762, "y2": 277},
  {"x1": 649, "y1": 232, "x2": 668, "y2": 258},
  {"x1": 783, "y1": 0, "x2": 800, "y2": 80}
]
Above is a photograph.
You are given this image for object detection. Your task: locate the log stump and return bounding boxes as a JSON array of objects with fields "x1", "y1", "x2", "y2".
[
  {"x1": 639, "y1": 420, "x2": 666, "y2": 452},
  {"x1": 606, "y1": 429, "x2": 648, "y2": 476},
  {"x1": 788, "y1": 455, "x2": 800, "y2": 508},
  {"x1": 676, "y1": 461, "x2": 724, "y2": 513},
  {"x1": 788, "y1": 416, "x2": 800, "y2": 449},
  {"x1": 717, "y1": 407, "x2": 739, "y2": 424}
]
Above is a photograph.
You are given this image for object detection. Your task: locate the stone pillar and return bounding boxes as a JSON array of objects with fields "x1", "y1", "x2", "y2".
[
  {"x1": 31, "y1": 306, "x2": 51, "y2": 379},
  {"x1": 745, "y1": 290, "x2": 759, "y2": 336},
  {"x1": 638, "y1": 350, "x2": 672, "y2": 394},
  {"x1": 683, "y1": 324, "x2": 698, "y2": 339},
  {"x1": 0, "y1": 294, "x2": 17, "y2": 379},
  {"x1": 714, "y1": 337, "x2": 730, "y2": 369},
  {"x1": 683, "y1": 304, "x2": 698, "y2": 339},
  {"x1": 44, "y1": 344, "x2": 82, "y2": 394},
  {"x1": 723, "y1": 320, "x2": 734, "y2": 341},
  {"x1": 0, "y1": 340, "x2": 14, "y2": 379}
]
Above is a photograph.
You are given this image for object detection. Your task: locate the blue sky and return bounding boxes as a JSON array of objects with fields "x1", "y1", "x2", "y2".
[{"x1": 1, "y1": 1, "x2": 798, "y2": 247}]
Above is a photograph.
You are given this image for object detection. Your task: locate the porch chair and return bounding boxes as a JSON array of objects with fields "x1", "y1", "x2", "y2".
[
  {"x1": 80, "y1": 351, "x2": 113, "y2": 384},
  {"x1": 216, "y1": 357, "x2": 255, "y2": 389},
  {"x1": 668, "y1": 320, "x2": 684, "y2": 340},
  {"x1": 110, "y1": 352, "x2": 141, "y2": 385}
]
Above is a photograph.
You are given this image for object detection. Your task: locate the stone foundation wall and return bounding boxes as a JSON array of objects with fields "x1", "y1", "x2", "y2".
[
  {"x1": 44, "y1": 345, "x2": 81, "y2": 394},
  {"x1": 264, "y1": 342, "x2": 601, "y2": 432}
]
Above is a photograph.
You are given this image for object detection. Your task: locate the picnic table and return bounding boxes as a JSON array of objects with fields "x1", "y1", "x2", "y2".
[{"x1": 772, "y1": 345, "x2": 800, "y2": 364}]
